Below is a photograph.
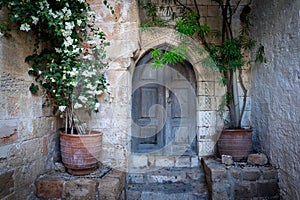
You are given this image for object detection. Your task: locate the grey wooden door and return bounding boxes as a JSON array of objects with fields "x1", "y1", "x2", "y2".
[{"x1": 132, "y1": 53, "x2": 196, "y2": 155}]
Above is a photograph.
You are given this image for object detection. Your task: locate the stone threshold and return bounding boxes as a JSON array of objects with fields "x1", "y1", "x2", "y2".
[
  {"x1": 201, "y1": 156, "x2": 280, "y2": 200},
  {"x1": 36, "y1": 167, "x2": 126, "y2": 200}
]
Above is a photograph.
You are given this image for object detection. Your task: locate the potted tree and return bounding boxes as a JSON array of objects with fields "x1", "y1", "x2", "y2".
[
  {"x1": 0, "y1": 0, "x2": 112, "y2": 174},
  {"x1": 139, "y1": 0, "x2": 266, "y2": 161}
]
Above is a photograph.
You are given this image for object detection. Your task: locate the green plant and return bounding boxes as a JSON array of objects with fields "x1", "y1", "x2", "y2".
[
  {"x1": 0, "y1": 0, "x2": 112, "y2": 134},
  {"x1": 139, "y1": 0, "x2": 266, "y2": 129}
]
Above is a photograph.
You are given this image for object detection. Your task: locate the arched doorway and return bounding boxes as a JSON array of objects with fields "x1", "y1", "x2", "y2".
[{"x1": 131, "y1": 48, "x2": 197, "y2": 156}]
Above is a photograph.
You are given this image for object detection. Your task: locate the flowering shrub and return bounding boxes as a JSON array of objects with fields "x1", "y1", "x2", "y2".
[{"x1": 0, "y1": 0, "x2": 112, "y2": 134}]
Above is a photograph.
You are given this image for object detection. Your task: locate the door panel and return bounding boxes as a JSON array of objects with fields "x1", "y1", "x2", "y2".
[{"x1": 132, "y1": 54, "x2": 196, "y2": 155}]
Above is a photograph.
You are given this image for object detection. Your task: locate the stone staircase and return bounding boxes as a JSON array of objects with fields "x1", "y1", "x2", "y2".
[{"x1": 126, "y1": 156, "x2": 209, "y2": 200}]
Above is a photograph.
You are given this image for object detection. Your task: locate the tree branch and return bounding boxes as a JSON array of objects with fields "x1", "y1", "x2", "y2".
[{"x1": 238, "y1": 69, "x2": 247, "y2": 127}]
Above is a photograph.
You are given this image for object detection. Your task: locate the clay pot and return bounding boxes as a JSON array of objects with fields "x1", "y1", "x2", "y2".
[
  {"x1": 217, "y1": 129, "x2": 252, "y2": 162},
  {"x1": 60, "y1": 130, "x2": 102, "y2": 175}
]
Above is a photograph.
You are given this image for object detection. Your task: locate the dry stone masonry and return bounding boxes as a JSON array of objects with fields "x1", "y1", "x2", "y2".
[{"x1": 0, "y1": 0, "x2": 298, "y2": 199}]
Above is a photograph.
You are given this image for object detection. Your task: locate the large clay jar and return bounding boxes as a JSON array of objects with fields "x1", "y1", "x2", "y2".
[
  {"x1": 217, "y1": 129, "x2": 252, "y2": 162},
  {"x1": 60, "y1": 130, "x2": 102, "y2": 175}
]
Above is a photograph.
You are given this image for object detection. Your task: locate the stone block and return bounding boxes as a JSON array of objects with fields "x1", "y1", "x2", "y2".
[
  {"x1": 191, "y1": 156, "x2": 199, "y2": 167},
  {"x1": 98, "y1": 177, "x2": 121, "y2": 200},
  {"x1": 127, "y1": 173, "x2": 144, "y2": 184},
  {"x1": 261, "y1": 167, "x2": 278, "y2": 180},
  {"x1": 36, "y1": 176, "x2": 64, "y2": 199},
  {"x1": 155, "y1": 157, "x2": 175, "y2": 168},
  {"x1": 235, "y1": 182, "x2": 257, "y2": 198},
  {"x1": 0, "y1": 120, "x2": 18, "y2": 145},
  {"x1": 257, "y1": 181, "x2": 279, "y2": 197},
  {"x1": 63, "y1": 179, "x2": 97, "y2": 200},
  {"x1": 197, "y1": 81, "x2": 215, "y2": 96},
  {"x1": 207, "y1": 5, "x2": 221, "y2": 17},
  {"x1": 247, "y1": 153, "x2": 268, "y2": 166},
  {"x1": 175, "y1": 156, "x2": 190, "y2": 168},
  {"x1": 221, "y1": 154, "x2": 233, "y2": 165},
  {"x1": 186, "y1": 168, "x2": 205, "y2": 181},
  {"x1": 211, "y1": 168, "x2": 227, "y2": 179},
  {"x1": 0, "y1": 171, "x2": 14, "y2": 199},
  {"x1": 0, "y1": 145, "x2": 11, "y2": 159},
  {"x1": 241, "y1": 168, "x2": 262, "y2": 181},
  {"x1": 229, "y1": 167, "x2": 241, "y2": 179},
  {"x1": 146, "y1": 170, "x2": 186, "y2": 184},
  {"x1": 131, "y1": 155, "x2": 148, "y2": 169}
]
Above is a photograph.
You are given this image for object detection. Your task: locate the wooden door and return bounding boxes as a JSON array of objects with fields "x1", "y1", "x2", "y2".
[{"x1": 132, "y1": 53, "x2": 196, "y2": 155}]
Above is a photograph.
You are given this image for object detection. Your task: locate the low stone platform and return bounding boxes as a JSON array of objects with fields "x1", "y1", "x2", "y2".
[
  {"x1": 127, "y1": 167, "x2": 209, "y2": 200},
  {"x1": 35, "y1": 167, "x2": 126, "y2": 200},
  {"x1": 201, "y1": 157, "x2": 279, "y2": 200}
]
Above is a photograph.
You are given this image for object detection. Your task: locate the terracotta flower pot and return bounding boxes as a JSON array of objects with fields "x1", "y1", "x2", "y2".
[
  {"x1": 217, "y1": 129, "x2": 252, "y2": 162},
  {"x1": 60, "y1": 130, "x2": 102, "y2": 175}
]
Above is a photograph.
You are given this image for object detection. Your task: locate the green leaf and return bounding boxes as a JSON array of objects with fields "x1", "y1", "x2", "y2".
[{"x1": 29, "y1": 83, "x2": 39, "y2": 94}]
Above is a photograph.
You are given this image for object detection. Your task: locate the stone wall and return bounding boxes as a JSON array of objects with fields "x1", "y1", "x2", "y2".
[
  {"x1": 0, "y1": 15, "x2": 58, "y2": 199},
  {"x1": 91, "y1": 0, "x2": 254, "y2": 173},
  {"x1": 250, "y1": 0, "x2": 300, "y2": 199},
  {"x1": 202, "y1": 157, "x2": 279, "y2": 199}
]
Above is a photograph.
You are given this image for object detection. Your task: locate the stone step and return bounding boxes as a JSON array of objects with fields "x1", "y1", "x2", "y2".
[
  {"x1": 127, "y1": 167, "x2": 206, "y2": 184},
  {"x1": 126, "y1": 166, "x2": 209, "y2": 200},
  {"x1": 127, "y1": 182, "x2": 209, "y2": 200},
  {"x1": 129, "y1": 155, "x2": 200, "y2": 171}
]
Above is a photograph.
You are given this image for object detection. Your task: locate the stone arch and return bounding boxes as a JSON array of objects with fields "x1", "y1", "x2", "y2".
[{"x1": 132, "y1": 27, "x2": 224, "y2": 157}]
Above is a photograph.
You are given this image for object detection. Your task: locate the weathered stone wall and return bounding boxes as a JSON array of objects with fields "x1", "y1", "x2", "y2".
[
  {"x1": 88, "y1": 0, "x2": 253, "y2": 172},
  {"x1": 0, "y1": 16, "x2": 58, "y2": 200},
  {"x1": 250, "y1": 0, "x2": 300, "y2": 199},
  {"x1": 87, "y1": 0, "x2": 141, "y2": 172}
]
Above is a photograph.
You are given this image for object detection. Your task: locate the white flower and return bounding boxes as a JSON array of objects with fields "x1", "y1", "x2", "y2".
[
  {"x1": 20, "y1": 23, "x2": 31, "y2": 32},
  {"x1": 94, "y1": 103, "x2": 100, "y2": 110},
  {"x1": 70, "y1": 81, "x2": 78, "y2": 87},
  {"x1": 79, "y1": 96, "x2": 88, "y2": 103},
  {"x1": 95, "y1": 90, "x2": 103, "y2": 95},
  {"x1": 87, "y1": 40, "x2": 97, "y2": 45},
  {"x1": 69, "y1": 69, "x2": 78, "y2": 77},
  {"x1": 62, "y1": 7, "x2": 72, "y2": 18},
  {"x1": 78, "y1": 0, "x2": 85, "y2": 3},
  {"x1": 39, "y1": 2, "x2": 44, "y2": 10},
  {"x1": 72, "y1": 47, "x2": 80, "y2": 54},
  {"x1": 55, "y1": 48, "x2": 62, "y2": 53},
  {"x1": 76, "y1": 19, "x2": 82, "y2": 26},
  {"x1": 82, "y1": 70, "x2": 92, "y2": 77},
  {"x1": 82, "y1": 54, "x2": 92, "y2": 60},
  {"x1": 86, "y1": 83, "x2": 96, "y2": 90},
  {"x1": 59, "y1": 106, "x2": 66, "y2": 112},
  {"x1": 62, "y1": 74, "x2": 66, "y2": 80},
  {"x1": 64, "y1": 36, "x2": 73, "y2": 47},
  {"x1": 0, "y1": 32, "x2": 4, "y2": 38},
  {"x1": 65, "y1": 22, "x2": 74, "y2": 30},
  {"x1": 74, "y1": 103, "x2": 82, "y2": 109},
  {"x1": 62, "y1": 29, "x2": 72, "y2": 37},
  {"x1": 31, "y1": 16, "x2": 39, "y2": 25}
]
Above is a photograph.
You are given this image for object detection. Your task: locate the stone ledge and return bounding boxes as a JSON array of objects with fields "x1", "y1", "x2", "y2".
[
  {"x1": 36, "y1": 168, "x2": 126, "y2": 200},
  {"x1": 201, "y1": 156, "x2": 279, "y2": 200}
]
